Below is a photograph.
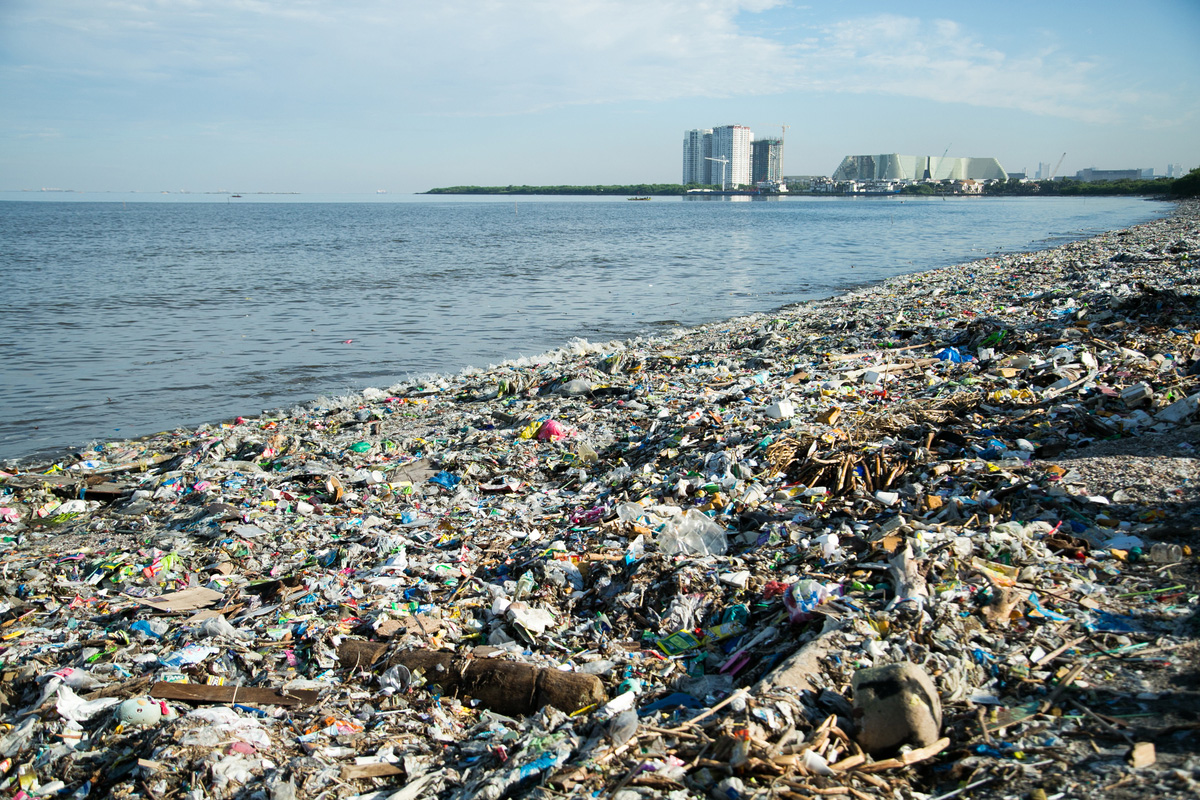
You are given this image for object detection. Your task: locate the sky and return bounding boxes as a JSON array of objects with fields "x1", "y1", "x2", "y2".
[{"x1": 1, "y1": 0, "x2": 1197, "y2": 194}]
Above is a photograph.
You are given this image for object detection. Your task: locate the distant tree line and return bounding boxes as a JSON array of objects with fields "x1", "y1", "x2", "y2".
[
  {"x1": 1167, "y1": 167, "x2": 1200, "y2": 198},
  {"x1": 423, "y1": 184, "x2": 718, "y2": 196},
  {"x1": 424, "y1": 169, "x2": 1200, "y2": 198},
  {"x1": 984, "y1": 176, "x2": 1185, "y2": 197},
  {"x1": 898, "y1": 183, "x2": 943, "y2": 196}
]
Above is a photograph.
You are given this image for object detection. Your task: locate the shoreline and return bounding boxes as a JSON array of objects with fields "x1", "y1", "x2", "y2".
[
  {"x1": 0, "y1": 200, "x2": 1197, "y2": 799},
  {"x1": 1, "y1": 196, "x2": 1174, "y2": 470}
]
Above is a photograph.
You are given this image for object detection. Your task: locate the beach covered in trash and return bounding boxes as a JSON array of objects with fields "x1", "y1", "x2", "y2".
[{"x1": 1, "y1": 199, "x2": 1198, "y2": 800}]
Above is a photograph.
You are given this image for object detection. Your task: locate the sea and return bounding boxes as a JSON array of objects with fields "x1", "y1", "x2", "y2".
[{"x1": 0, "y1": 192, "x2": 1169, "y2": 464}]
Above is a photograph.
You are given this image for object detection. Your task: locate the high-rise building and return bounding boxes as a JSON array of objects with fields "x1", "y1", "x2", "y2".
[
  {"x1": 752, "y1": 139, "x2": 783, "y2": 184},
  {"x1": 682, "y1": 129, "x2": 713, "y2": 185},
  {"x1": 710, "y1": 125, "x2": 753, "y2": 189}
]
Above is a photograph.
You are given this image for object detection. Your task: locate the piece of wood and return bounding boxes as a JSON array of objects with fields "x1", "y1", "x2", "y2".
[
  {"x1": 1039, "y1": 662, "x2": 1088, "y2": 713},
  {"x1": 149, "y1": 681, "x2": 318, "y2": 707},
  {"x1": 830, "y1": 753, "x2": 866, "y2": 771},
  {"x1": 336, "y1": 641, "x2": 606, "y2": 716},
  {"x1": 1128, "y1": 741, "x2": 1155, "y2": 769},
  {"x1": 376, "y1": 615, "x2": 442, "y2": 639},
  {"x1": 338, "y1": 638, "x2": 389, "y2": 667},
  {"x1": 341, "y1": 763, "x2": 404, "y2": 780},
  {"x1": 1033, "y1": 636, "x2": 1086, "y2": 667},
  {"x1": 82, "y1": 675, "x2": 152, "y2": 701},
  {"x1": 664, "y1": 688, "x2": 750, "y2": 734},
  {"x1": 857, "y1": 737, "x2": 949, "y2": 772},
  {"x1": 817, "y1": 407, "x2": 842, "y2": 425}
]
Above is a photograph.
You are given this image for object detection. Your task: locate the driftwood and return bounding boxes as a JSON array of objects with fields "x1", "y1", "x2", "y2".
[
  {"x1": 149, "y1": 682, "x2": 318, "y2": 707},
  {"x1": 337, "y1": 640, "x2": 607, "y2": 716}
]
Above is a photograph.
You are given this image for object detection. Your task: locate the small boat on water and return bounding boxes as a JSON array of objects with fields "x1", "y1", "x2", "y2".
[{"x1": 627, "y1": 196, "x2": 651, "y2": 201}]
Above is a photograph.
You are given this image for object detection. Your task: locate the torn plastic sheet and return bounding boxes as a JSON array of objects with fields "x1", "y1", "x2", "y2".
[{"x1": 1084, "y1": 610, "x2": 1145, "y2": 633}]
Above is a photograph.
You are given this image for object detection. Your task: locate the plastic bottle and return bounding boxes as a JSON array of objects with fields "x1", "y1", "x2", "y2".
[
  {"x1": 17, "y1": 764, "x2": 35, "y2": 791},
  {"x1": 1149, "y1": 542, "x2": 1183, "y2": 563},
  {"x1": 607, "y1": 709, "x2": 638, "y2": 746},
  {"x1": 513, "y1": 572, "x2": 536, "y2": 600},
  {"x1": 730, "y1": 729, "x2": 751, "y2": 768}
]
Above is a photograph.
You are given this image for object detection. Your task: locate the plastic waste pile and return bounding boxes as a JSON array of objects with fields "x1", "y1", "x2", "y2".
[{"x1": 0, "y1": 201, "x2": 1197, "y2": 799}]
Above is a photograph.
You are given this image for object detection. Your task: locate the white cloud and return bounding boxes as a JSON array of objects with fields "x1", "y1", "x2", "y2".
[
  {"x1": 794, "y1": 14, "x2": 1128, "y2": 124},
  {"x1": 0, "y1": 1, "x2": 1176, "y2": 126}
]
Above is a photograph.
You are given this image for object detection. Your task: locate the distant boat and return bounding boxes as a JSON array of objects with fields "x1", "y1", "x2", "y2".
[
  {"x1": 231, "y1": 194, "x2": 242, "y2": 198},
  {"x1": 627, "y1": 196, "x2": 651, "y2": 201}
]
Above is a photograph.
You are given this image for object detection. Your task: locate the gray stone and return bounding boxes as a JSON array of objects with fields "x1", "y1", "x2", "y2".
[{"x1": 851, "y1": 661, "x2": 942, "y2": 754}]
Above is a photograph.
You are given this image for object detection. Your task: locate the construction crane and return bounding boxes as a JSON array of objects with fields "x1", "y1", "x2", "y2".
[
  {"x1": 706, "y1": 156, "x2": 730, "y2": 190},
  {"x1": 1048, "y1": 152, "x2": 1067, "y2": 181},
  {"x1": 934, "y1": 143, "x2": 952, "y2": 180},
  {"x1": 778, "y1": 124, "x2": 790, "y2": 179}
]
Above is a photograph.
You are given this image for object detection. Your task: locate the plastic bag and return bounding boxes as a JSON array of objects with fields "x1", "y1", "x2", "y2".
[{"x1": 657, "y1": 509, "x2": 728, "y2": 556}]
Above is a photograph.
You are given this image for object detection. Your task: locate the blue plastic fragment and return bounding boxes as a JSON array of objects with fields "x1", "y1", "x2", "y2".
[
  {"x1": 936, "y1": 347, "x2": 973, "y2": 363},
  {"x1": 637, "y1": 692, "x2": 705, "y2": 717},
  {"x1": 428, "y1": 471, "x2": 461, "y2": 490}
]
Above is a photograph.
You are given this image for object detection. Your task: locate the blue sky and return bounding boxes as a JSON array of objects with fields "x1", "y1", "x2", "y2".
[{"x1": 1, "y1": 0, "x2": 1196, "y2": 193}]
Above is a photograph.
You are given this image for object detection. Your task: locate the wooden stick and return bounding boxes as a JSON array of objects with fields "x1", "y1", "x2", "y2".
[
  {"x1": 1034, "y1": 636, "x2": 1086, "y2": 667},
  {"x1": 1068, "y1": 699, "x2": 1133, "y2": 744},
  {"x1": 664, "y1": 688, "x2": 749, "y2": 734},
  {"x1": 857, "y1": 737, "x2": 950, "y2": 772},
  {"x1": 976, "y1": 706, "x2": 993, "y2": 746},
  {"x1": 1039, "y1": 662, "x2": 1088, "y2": 713},
  {"x1": 608, "y1": 760, "x2": 647, "y2": 798}
]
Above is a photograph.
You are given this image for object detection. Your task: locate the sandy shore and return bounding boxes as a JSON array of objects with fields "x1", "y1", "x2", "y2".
[{"x1": 0, "y1": 199, "x2": 1197, "y2": 799}]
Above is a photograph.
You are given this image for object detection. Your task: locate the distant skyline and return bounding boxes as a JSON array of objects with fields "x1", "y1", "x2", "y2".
[{"x1": 1, "y1": 1, "x2": 1196, "y2": 194}]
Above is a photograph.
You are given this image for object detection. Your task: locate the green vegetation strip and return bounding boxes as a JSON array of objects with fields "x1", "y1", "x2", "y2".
[{"x1": 424, "y1": 184, "x2": 715, "y2": 196}]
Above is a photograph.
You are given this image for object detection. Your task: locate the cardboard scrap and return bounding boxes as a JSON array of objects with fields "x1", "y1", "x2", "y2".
[{"x1": 131, "y1": 587, "x2": 225, "y2": 613}]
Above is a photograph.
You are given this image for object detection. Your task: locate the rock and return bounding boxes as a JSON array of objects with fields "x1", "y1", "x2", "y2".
[{"x1": 851, "y1": 662, "x2": 942, "y2": 754}]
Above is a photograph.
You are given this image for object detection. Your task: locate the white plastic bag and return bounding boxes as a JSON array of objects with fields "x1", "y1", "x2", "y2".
[{"x1": 656, "y1": 509, "x2": 727, "y2": 556}]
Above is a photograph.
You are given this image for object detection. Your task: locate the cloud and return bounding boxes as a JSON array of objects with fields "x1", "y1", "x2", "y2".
[
  {"x1": 0, "y1": 1, "x2": 1174, "y2": 126},
  {"x1": 792, "y1": 15, "x2": 1132, "y2": 124},
  {"x1": 16, "y1": 129, "x2": 62, "y2": 139},
  {"x1": 1, "y1": 1, "x2": 794, "y2": 115}
]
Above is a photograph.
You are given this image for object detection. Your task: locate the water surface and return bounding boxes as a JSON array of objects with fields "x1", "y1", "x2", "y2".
[{"x1": 0, "y1": 193, "x2": 1167, "y2": 462}]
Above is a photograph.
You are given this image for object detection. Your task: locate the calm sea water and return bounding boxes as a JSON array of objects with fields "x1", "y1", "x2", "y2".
[{"x1": 0, "y1": 193, "x2": 1167, "y2": 463}]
